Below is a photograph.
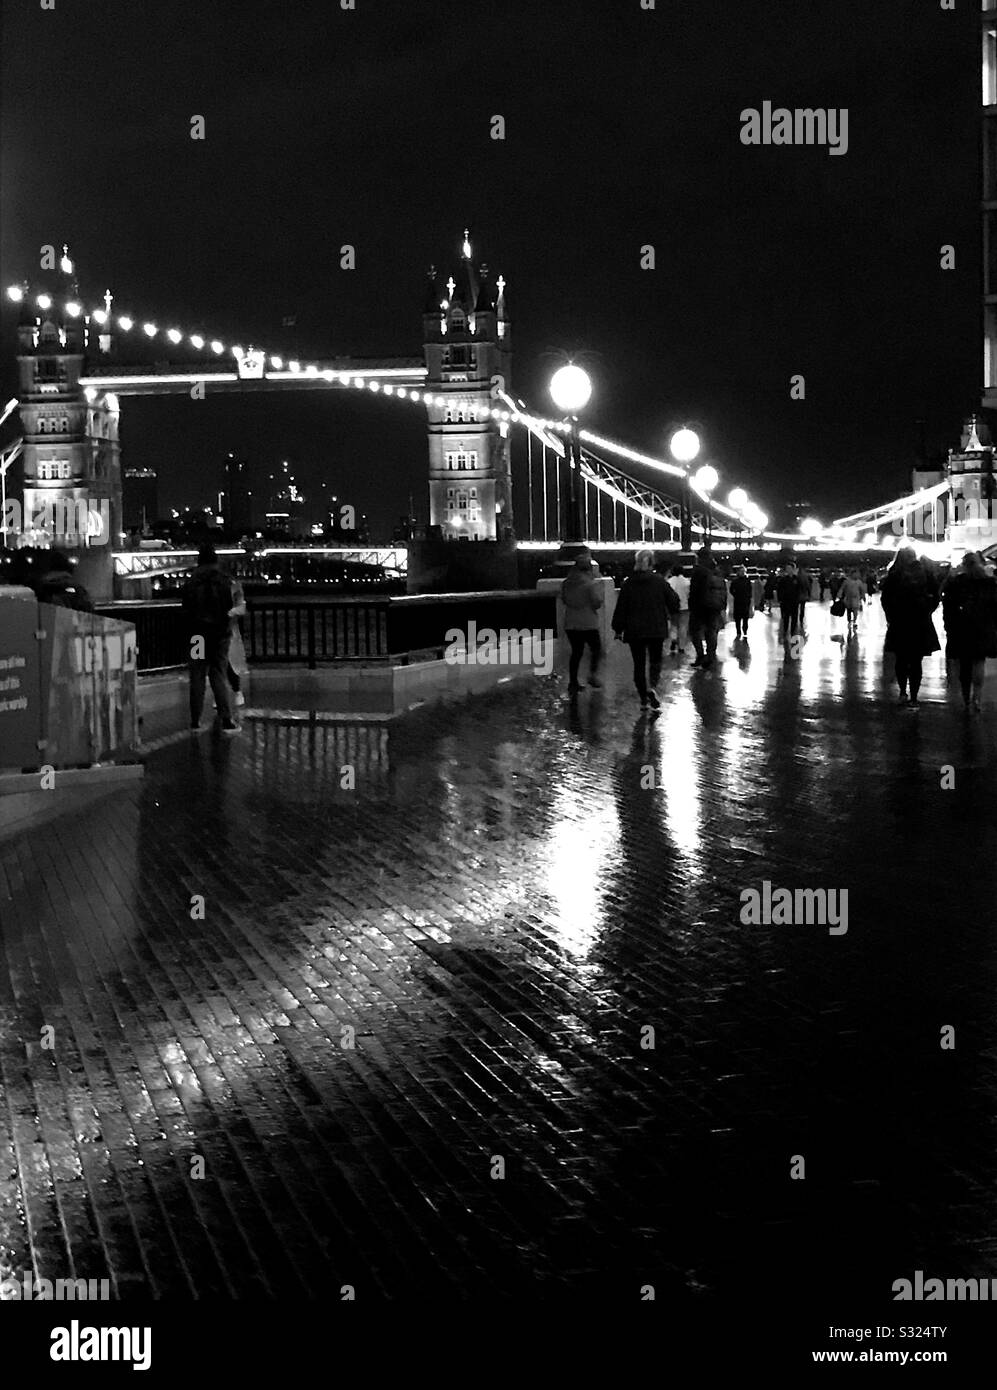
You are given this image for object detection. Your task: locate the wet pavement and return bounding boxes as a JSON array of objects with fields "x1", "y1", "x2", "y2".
[{"x1": 2, "y1": 598, "x2": 996, "y2": 1303}]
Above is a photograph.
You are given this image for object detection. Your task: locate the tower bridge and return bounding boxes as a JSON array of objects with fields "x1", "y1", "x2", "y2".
[{"x1": 1, "y1": 232, "x2": 988, "y2": 602}]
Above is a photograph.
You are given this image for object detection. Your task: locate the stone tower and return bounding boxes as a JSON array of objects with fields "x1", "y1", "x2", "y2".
[
  {"x1": 422, "y1": 231, "x2": 512, "y2": 540},
  {"x1": 14, "y1": 252, "x2": 121, "y2": 600}
]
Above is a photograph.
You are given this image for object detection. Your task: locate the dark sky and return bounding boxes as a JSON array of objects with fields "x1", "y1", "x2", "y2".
[{"x1": 0, "y1": 0, "x2": 981, "y2": 533}]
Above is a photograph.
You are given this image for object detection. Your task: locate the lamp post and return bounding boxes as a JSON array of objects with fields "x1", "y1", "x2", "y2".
[
  {"x1": 550, "y1": 364, "x2": 592, "y2": 542},
  {"x1": 669, "y1": 428, "x2": 701, "y2": 552},
  {"x1": 694, "y1": 464, "x2": 719, "y2": 547}
]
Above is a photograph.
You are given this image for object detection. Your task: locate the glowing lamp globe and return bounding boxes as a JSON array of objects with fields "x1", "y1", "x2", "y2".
[
  {"x1": 695, "y1": 465, "x2": 719, "y2": 494},
  {"x1": 549, "y1": 364, "x2": 592, "y2": 415},
  {"x1": 669, "y1": 428, "x2": 700, "y2": 464},
  {"x1": 728, "y1": 487, "x2": 748, "y2": 512},
  {"x1": 800, "y1": 517, "x2": 823, "y2": 539}
]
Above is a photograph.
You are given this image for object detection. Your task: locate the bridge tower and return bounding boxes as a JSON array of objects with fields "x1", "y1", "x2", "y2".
[
  {"x1": 15, "y1": 254, "x2": 121, "y2": 600},
  {"x1": 422, "y1": 232, "x2": 513, "y2": 540}
]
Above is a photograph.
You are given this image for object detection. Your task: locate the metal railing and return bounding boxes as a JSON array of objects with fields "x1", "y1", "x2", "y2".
[{"x1": 100, "y1": 591, "x2": 558, "y2": 673}]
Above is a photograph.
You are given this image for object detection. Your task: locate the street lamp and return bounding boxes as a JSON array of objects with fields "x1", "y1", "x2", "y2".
[
  {"x1": 800, "y1": 517, "x2": 823, "y2": 541},
  {"x1": 550, "y1": 364, "x2": 592, "y2": 542},
  {"x1": 669, "y1": 428, "x2": 701, "y2": 551},
  {"x1": 694, "y1": 465, "x2": 719, "y2": 546},
  {"x1": 728, "y1": 487, "x2": 748, "y2": 512}
]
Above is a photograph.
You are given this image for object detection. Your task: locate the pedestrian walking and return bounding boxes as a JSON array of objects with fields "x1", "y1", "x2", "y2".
[
  {"x1": 181, "y1": 543, "x2": 240, "y2": 734},
  {"x1": 729, "y1": 564, "x2": 753, "y2": 639},
  {"x1": 688, "y1": 547, "x2": 728, "y2": 669},
  {"x1": 561, "y1": 547, "x2": 605, "y2": 694},
  {"x1": 941, "y1": 551, "x2": 997, "y2": 712},
  {"x1": 667, "y1": 564, "x2": 691, "y2": 657},
  {"x1": 751, "y1": 571, "x2": 766, "y2": 613},
  {"x1": 880, "y1": 545, "x2": 941, "y2": 708},
  {"x1": 839, "y1": 569, "x2": 866, "y2": 631},
  {"x1": 796, "y1": 565, "x2": 811, "y2": 633},
  {"x1": 612, "y1": 549, "x2": 679, "y2": 711},
  {"x1": 776, "y1": 561, "x2": 801, "y2": 640},
  {"x1": 763, "y1": 570, "x2": 777, "y2": 614}
]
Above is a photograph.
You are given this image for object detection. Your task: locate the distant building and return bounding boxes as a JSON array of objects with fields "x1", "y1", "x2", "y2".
[
  {"x1": 423, "y1": 231, "x2": 512, "y2": 540},
  {"x1": 781, "y1": 499, "x2": 812, "y2": 533},
  {"x1": 223, "y1": 453, "x2": 254, "y2": 531},
  {"x1": 123, "y1": 468, "x2": 158, "y2": 530}
]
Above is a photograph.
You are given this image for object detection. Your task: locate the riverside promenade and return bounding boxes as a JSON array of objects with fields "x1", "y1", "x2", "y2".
[{"x1": 1, "y1": 600, "x2": 995, "y2": 1304}]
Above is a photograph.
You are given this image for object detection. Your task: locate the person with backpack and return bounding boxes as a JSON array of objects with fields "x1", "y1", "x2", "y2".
[
  {"x1": 880, "y1": 545, "x2": 941, "y2": 708},
  {"x1": 688, "y1": 547, "x2": 727, "y2": 669},
  {"x1": 612, "y1": 549, "x2": 679, "y2": 710},
  {"x1": 181, "y1": 543, "x2": 240, "y2": 734},
  {"x1": 941, "y1": 551, "x2": 997, "y2": 713}
]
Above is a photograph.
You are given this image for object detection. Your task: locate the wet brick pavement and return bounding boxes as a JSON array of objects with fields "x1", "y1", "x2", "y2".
[{"x1": 2, "y1": 599, "x2": 996, "y2": 1302}]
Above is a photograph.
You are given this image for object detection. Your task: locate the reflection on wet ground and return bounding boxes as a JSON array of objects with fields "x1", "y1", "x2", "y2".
[{"x1": 1, "y1": 600, "x2": 995, "y2": 1300}]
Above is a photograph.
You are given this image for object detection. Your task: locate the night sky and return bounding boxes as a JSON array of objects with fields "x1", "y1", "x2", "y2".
[{"x1": 0, "y1": 0, "x2": 981, "y2": 534}]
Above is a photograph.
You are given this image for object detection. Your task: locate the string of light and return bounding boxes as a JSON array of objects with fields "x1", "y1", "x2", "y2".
[{"x1": 4, "y1": 285, "x2": 574, "y2": 437}]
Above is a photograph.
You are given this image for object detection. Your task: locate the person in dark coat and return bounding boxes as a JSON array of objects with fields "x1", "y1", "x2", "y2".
[
  {"x1": 880, "y1": 545, "x2": 941, "y2": 707},
  {"x1": 941, "y1": 551, "x2": 997, "y2": 712},
  {"x1": 612, "y1": 549, "x2": 679, "y2": 710},
  {"x1": 687, "y1": 547, "x2": 728, "y2": 669},
  {"x1": 795, "y1": 565, "x2": 811, "y2": 632},
  {"x1": 763, "y1": 570, "x2": 777, "y2": 613},
  {"x1": 775, "y1": 562, "x2": 801, "y2": 641},
  {"x1": 729, "y1": 564, "x2": 753, "y2": 639},
  {"x1": 181, "y1": 543, "x2": 240, "y2": 733}
]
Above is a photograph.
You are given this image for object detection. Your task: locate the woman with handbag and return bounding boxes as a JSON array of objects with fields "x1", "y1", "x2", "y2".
[{"x1": 835, "y1": 569, "x2": 866, "y2": 632}]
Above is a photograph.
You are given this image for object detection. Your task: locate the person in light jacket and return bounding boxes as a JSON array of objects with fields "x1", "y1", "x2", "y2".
[
  {"x1": 839, "y1": 569, "x2": 866, "y2": 632},
  {"x1": 561, "y1": 548, "x2": 604, "y2": 694}
]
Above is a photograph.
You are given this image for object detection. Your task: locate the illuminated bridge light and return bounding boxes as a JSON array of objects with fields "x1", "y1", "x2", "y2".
[
  {"x1": 167, "y1": 329, "x2": 182, "y2": 344},
  {"x1": 270, "y1": 355, "x2": 283, "y2": 369},
  {"x1": 305, "y1": 364, "x2": 318, "y2": 376},
  {"x1": 211, "y1": 340, "x2": 224, "y2": 354},
  {"x1": 6, "y1": 286, "x2": 23, "y2": 302},
  {"x1": 118, "y1": 316, "x2": 133, "y2": 330},
  {"x1": 190, "y1": 335, "x2": 204, "y2": 349},
  {"x1": 289, "y1": 360, "x2": 300, "y2": 373},
  {"x1": 92, "y1": 309, "x2": 108, "y2": 325},
  {"x1": 37, "y1": 294, "x2": 52, "y2": 309},
  {"x1": 143, "y1": 322, "x2": 157, "y2": 337}
]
